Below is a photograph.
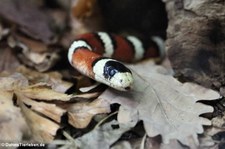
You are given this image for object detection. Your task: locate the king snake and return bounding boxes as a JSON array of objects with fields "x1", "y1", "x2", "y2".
[{"x1": 68, "y1": 32, "x2": 165, "y2": 91}]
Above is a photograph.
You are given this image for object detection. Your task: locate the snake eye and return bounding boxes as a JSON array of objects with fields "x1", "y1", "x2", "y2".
[
  {"x1": 103, "y1": 60, "x2": 130, "y2": 80},
  {"x1": 109, "y1": 68, "x2": 117, "y2": 76},
  {"x1": 104, "y1": 65, "x2": 118, "y2": 79}
]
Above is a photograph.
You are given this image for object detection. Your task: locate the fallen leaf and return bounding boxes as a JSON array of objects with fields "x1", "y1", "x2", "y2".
[
  {"x1": 17, "y1": 94, "x2": 66, "y2": 123},
  {"x1": 198, "y1": 113, "x2": 225, "y2": 148},
  {"x1": 117, "y1": 106, "x2": 138, "y2": 127},
  {"x1": 211, "y1": 112, "x2": 225, "y2": 128},
  {"x1": 0, "y1": 72, "x2": 107, "y2": 143},
  {"x1": 9, "y1": 35, "x2": 60, "y2": 72},
  {"x1": 0, "y1": 23, "x2": 9, "y2": 40},
  {"x1": 72, "y1": 0, "x2": 97, "y2": 19},
  {"x1": 70, "y1": 0, "x2": 104, "y2": 34},
  {"x1": 0, "y1": 73, "x2": 72, "y2": 142},
  {"x1": 17, "y1": 66, "x2": 72, "y2": 93},
  {"x1": 111, "y1": 141, "x2": 133, "y2": 149},
  {"x1": 113, "y1": 135, "x2": 160, "y2": 149},
  {"x1": 0, "y1": 73, "x2": 29, "y2": 91},
  {"x1": 0, "y1": 0, "x2": 54, "y2": 43},
  {"x1": 160, "y1": 139, "x2": 187, "y2": 149},
  {"x1": 0, "y1": 47, "x2": 21, "y2": 73},
  {"x1": 71, "y1": 92, "x2": 100, "y2": 99},
  {"x1": 79, "y1": 83, "x2": 100, "y2": 92},
  {"x1": 98, "y1": 63, "x2": 220, "y2": 145},
  {"x1": 19, "y1": 100, "x2": 60, "y2": 143},
  {"x1": 19, "y1": 83, "x2": 71, "y2": 101},
  {"x1": 0, "y1": 90, "x2": 29, "y2": 141},
  {"x1": 46, "y1": 9, "x2": 68, "y2": 35},
  {"x1": 67, "y1": 98, "x2": 111, "y2": 128},
  {"x1": 50, "y1": 120, "x2": 132, "y2": 149},
  {"x1": 127, "y1": 60, "x2": 173, "y2": 76},
  {"x1": 198, "y1": 126, "x2": 221, "y2": 149},
  {"x1": 74, "y1": 120, "x2": 133, "y2": 149}
]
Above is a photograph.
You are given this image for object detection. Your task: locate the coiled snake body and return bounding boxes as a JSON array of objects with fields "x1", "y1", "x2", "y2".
[{"x1": 68, "y1": 32, "x2": 164, "y2": 91}]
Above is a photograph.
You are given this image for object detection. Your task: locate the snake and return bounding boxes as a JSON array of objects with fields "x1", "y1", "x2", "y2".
[{"x1": 68, "y1": 32, "x2": 165, "y2": 91}]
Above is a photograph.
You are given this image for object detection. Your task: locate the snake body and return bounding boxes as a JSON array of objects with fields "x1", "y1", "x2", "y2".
[{"x1": 68, "y1": 32, "x2": 164, "y2": 91}]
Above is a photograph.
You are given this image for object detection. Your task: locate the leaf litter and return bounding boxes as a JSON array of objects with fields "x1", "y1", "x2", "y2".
[
  {"x1": 0, "y1": 59, "x2": 220, "y2": 147},
  {"x1": 0, "y1": 0, "x2": 54, "y2": 44},
  {"x1": 0, "y1": 68, "x2": 111, "y2": 143},
  {"x1": 0, "y1": 0, "x2": 224, "y2": 148}
]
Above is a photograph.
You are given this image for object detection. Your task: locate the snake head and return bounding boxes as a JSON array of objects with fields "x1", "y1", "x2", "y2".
[{"x1": 93, "y1": 59, "x2": 134, "y2": 91}]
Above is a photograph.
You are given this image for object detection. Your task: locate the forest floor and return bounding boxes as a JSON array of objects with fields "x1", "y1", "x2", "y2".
[{"x1": 0, "y1": 0, "x2": 224, "y2": 149}]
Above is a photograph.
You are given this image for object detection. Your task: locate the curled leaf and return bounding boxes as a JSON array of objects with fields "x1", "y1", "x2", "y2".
[
  {"x1": 0, "y1": 90, "x2": 29, "y2": 141},
  {"x1": 19, "y1": 84, "x2": 71, "y2": 101},
  {"x1": 17, "y1": 94, "x2": 66, "y2": 123},
  {"x1": 67, "y1": 98, "x2": 111, "y2": 128},
  {"x1": 19, "y1": 100, "x2": 60, "y2": 143}
]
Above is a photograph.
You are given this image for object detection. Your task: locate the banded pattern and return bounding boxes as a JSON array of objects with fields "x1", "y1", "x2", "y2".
[{"x1": 68, "y1": 32, "x2": 165, "y2": 91}]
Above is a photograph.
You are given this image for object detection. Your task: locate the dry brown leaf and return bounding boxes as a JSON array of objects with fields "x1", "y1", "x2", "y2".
[
  {"x1": 17, "y1": 66, "x2": 72, "y2": 93},
  {"x1": 9, "y1": 35, "x2": 60, "y2": 72},
  {"x1": 14, "y1": 35, "x2": 49, "y2": 53},
  {"x1": 112, "y1": 136, "x2": 160, "y2": 149},
  {"x1": 48, "y1": 9, "x2": 68, "y2": 33},
  {"x1": 0, "y1": 0, "x2": 54, "y2": 43},
  {"x1": 67, "y1": 98, "x2": 111, "y2": 128},
  {"x1": 70, "y1": 0, "x2": 104, "y2": 34},
  {"x1": 0, "y1": 47, "x2": 21, "y2": 72},
  {"x1": 198, "y1": 113, "x2": 225, "y2": 148},
  {"x1": 0, "y1": 90, "x2": 29, "y2": 141},
  {"x1": 19, "y1": 83, "x2": 71, "y2": 101},
  {"x1": 0, "y1": 23, "x2": 9, "y2": 40},
  {"x1": 198, "y1": 126, "x2": 221, "y2": 148},
  {"x1": 50, "y1": 120, "x2": 131, "y2": 149},
  {"x1": 99, "y1": 63, "x2": 220, "y2": 145},
  {"x1": 72, "y1": 0, "x2": 97, "y2": 19},
  {"x1": 72, "y1": 92, "x2": 100, "y2": 99},
  {"x1": 19, "y1": 100, "x2": 60, "y2": 143},
  {"x1": 160, "y1": 139, "x2": 187, "y2": 149},
  {"x1": 79, "y1": 83, "x2": 100, "y2": 92},
  {"x1": 73, "y1": 120, "x2": 133, "y2": 149},
  {"x1": 17, "y1": 93, "x2": 66, "y2": 123},
  {"x1": 0, "y1": 69, "x2": 109, "y2": 144},
  {"x1": 0, "y1": 72, "x2": 72, "y2": 142},
  {"x1": 0, "y1": 73, "x2": 29, "y2": 91},
  {"x1": 111, "y1": 141, "x2": 133, "y2": 149}
]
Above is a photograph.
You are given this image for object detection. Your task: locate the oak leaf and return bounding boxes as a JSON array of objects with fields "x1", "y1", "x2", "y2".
[{"x1": 99, "y1": 62, "x2": 220, "y2": 145}]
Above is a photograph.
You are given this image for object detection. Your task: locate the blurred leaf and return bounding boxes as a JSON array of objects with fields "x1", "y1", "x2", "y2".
[
  {"x1": 19, "y1": 100, "x2": 60, "y2": 143},
  {"x1": 9, "y1": 35, "x2": 60, "y2": 72},
  {"x1": 0, "y1": 0, "x2": 54, "y2": 43},
  {"x1": 0, "y1": 90, "x2": 29, "y2": 141}
]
